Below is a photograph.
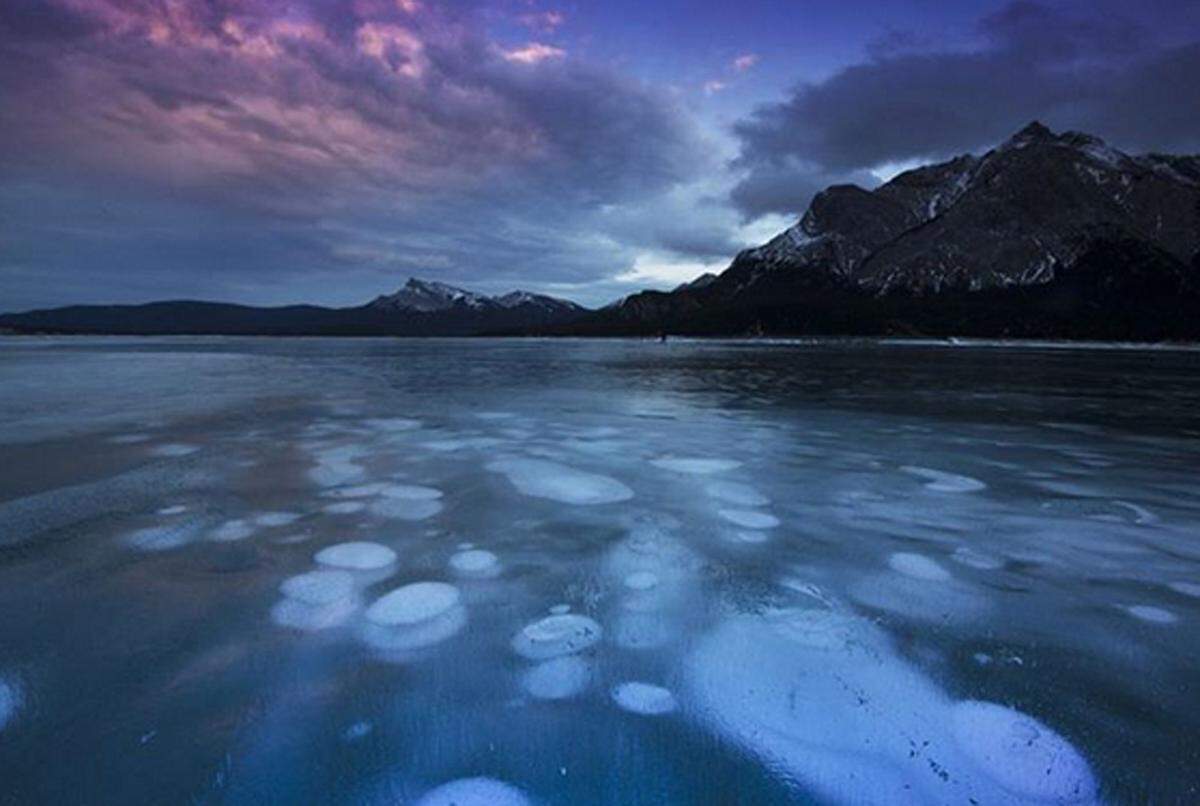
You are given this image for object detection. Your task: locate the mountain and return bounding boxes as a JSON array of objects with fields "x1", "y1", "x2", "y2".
[
  {"x1": 0, "y1": 278, "x2": 587, "y2": 337},
  {"x1": 574, "y1": 122, "x2": 1200, "y2": 340}
]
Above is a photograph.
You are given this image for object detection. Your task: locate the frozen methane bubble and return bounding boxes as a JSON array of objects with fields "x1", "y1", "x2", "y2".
[
  {"x1": 512, "y1": 614, "x2": 603, "y2": 660},
  {"x1": 363, "y1": 417, "x2": 421, "y2": 432},
  {"x1": 704, "y1": 481, "x2": 769, "y2": 507},
  {"x1": 1121, "y1": 604, "x2": 1178, "y2": 624},
  {"x1": 315, "y1": 542, "x2": 397, "y2": 571},
  {"x1": 323, "y1": 501, "x2": 366, "y2": 515},
  {"x1": 901, "y1": 466, "x2": 987, "y2": 493},
  {"x1": 651, "y1": 457, "x2": 742, "y2": 475},
  {"x1": 369, "y1": 496, "x2": 444, "y2": 521},
  {"x1": 889, "y1": 552, "x2": 952, "y2": 581},
  {"x1": 362, "y1": 582, "x2": 467, "y2": 652},
  {"x1": 367, "y1": 583, "x2": 461, "y2": 626},
  {"x1": 717, "y1": 509, "x2": 780, "y2": 529},
  {"x1": 208, "y1": 519, "x2": 255, "y2": 542},
  {"x1": 951, "y1": 701, "x2": 1098, "y2": 802},
  {"x1": 280, "y1": 570, "x2": 356, "y2": 606},
  {"x1": 521, "y1": 655, "x2": 592, "y2": 700},
  {"x1": 124, "y1": 518, "x2": 207, "y2": 552},
  {"x1": 150, "y1": 443, "x2": 199, "y2": 458},
  {"x1": 449, "y1": 549, "x2": 500, "y2": 578},
  {"x1": 324, "y1": 482, "x2": 391, "y2": 499},
  {"x1": 157, "y1": 505, "x2": 187, "y2": 516},
  {"x1": 414, "y1": 778, "x2": 532, "y2": 806},
  {"x1": 952, "y1": 547, "x2": 1005, "y2": 571},
  {"x1": 612, "y1": 682, "x2": 677, "y2": 715},
  {"x1": 684, "y1": 608, "x2": 1090, "y2": 804},
  {"x1": 254, "y1": 511, "x2": 301, "y2": 528},
  {"x1": 487, "y1": 458, "x2": 633, "y2": 505},
  {"x1": 379, "y1": 484, "x2": 443, "y2": 501},
  {"x1": 1168, "y1": 581, "x2": 1200, "y2": 598}
]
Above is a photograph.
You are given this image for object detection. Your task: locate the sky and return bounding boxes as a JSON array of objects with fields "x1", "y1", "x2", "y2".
[{"x1": 1, "y1": 0, "x2": 1198, "y2": 311}]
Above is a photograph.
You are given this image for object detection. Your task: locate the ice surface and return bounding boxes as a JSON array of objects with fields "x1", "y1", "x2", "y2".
[
  {"x1": 487, "y1": 458, "x2": 633, "y2": 505},
  {"x1": 704, "y1": 481, "x2": 769, "y2": 506},
  {"x1": 0, "y1": 679, "x2": 18, "y2": 731},
  {"x1": 3, "y1": 338, "x2": 1198, "y2": 804}
]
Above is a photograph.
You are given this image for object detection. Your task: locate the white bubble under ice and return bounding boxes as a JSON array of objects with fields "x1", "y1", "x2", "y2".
[
  {"x1": 323, "y1": 501, "x2": 366, "y2": 515},
  {"x1": 255, "y1": 511, "x2": 302, "y2": 528},
  {"x1": 902, "y1": 466, "x2": 987, "y2": 492},
  {"x1": 414, "y1": 778, "x2": 532, "y2": 806},
  {"x1": 149, "y1": 443, "x2": 199, "y2": 458},
  {"x1": 314, "y1": 542, "x2": 397, "y2": 571},
  {"x1": 449, "y1": 549, "x2": 500, "y2": 578},
  {"x1": 487, "y1": 458, "x2": 633, "y2": 505},
  {"x1": 1121, "y1": 604, "x2": 1178, "y2": 624},
  {"x1": 717, "y1": 509, "x2": 780, "y2": 529},
  {"x1": 366, "y1": 582, "x2": 461, "y2": 627},
  {"x1": 685, "y1": 609, "x2": 1098, "y2": 804},
  {"x1": 379, "y1": 484, "x2": 443, "y2": 501},
  {"x1": 951, "y1": 700, "x2": 1098, "y2": 802},
  {"x1": 361, "y1": 582, "x2": 467, "y2": 652},
  {"x1": 521, "y1": 655, "x2": 592, "y2": 700},
  {"x1": 208, "y1": 519, "x2": 255, "y2": 542},
  {"x1": 1168, "y1": 581, "x2": 1200, "y2": 598},
  {"x1": 651, "y1": 457, "x2": 742, "y2": 475},
  {"x1": 279, "y1": 570, "x2": 356, "y2": 606},
  {"x1": 889, "y1": 552, "x2": 952, "y2": 581},
  {"x1": 612, "y1": 682, "x2": 677, "y2": 715},
  {"x1": 512, "y1": 614, "x2": 603, "y2": 660}
]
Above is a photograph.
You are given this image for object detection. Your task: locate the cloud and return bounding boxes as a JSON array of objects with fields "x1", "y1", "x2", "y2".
[
  {"x1": 518, "y1": 10, "x2": 565, "y2": 33},
  {"x1": 703, "y1": 80, "x2": 727, "y2": 95},
  {"x1": 728, "y1": 0, "x2": 1200, "y2": 220},
  {"x1": 501, "y1": 41, "x2": 566, "y2": 64},
  {"x1": 732, "y1": 53, "x2": 759, "y2": 72},
  {"x1": 0, "y1": 0, "x2": 733, "y2": 309}
]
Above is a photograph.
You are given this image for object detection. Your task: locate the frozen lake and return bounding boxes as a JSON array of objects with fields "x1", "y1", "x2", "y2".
[{"x1": 0, "y1": 336, "x2": 1198, "y2": 804}]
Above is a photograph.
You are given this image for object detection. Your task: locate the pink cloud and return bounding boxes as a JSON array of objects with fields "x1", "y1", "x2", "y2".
[
  {"x1": 733, "y1": 53, "x2": 759, "y2": 72},
  {"x1": 502, "y1": 42, "x2": 567, "y2": 64},
  {"x1": 518, "y1": 10, "x2": 566, "y2": 33},
  {"x1": 703, "y1": 80, "x2": 728, "y2": 95}
]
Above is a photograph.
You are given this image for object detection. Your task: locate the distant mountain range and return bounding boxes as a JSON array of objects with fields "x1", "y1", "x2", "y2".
[
  {"x1": 574, "y1": 122, "x2": 1200, "y2": 341},
  {"x1": 3, "y1": 123, "x2": 1198, "y2": 341},
  {"x1": 0, "y1": 278, "x2": 587, "y2": 337}
]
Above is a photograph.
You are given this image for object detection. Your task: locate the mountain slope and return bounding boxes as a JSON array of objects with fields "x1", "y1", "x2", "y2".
[
  {"x1": 580, "y1": 122, "x2": 1200, "y2": 339},
  {"x1": 0, "y1": 279, "x2": 588, "y2": 336}
]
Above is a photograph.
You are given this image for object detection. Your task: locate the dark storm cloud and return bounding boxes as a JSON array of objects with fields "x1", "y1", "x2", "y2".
[
  {"x1": 729, "y1": 0, "x2": 1200, "y2": 219},
  {"x1": 0, "y1": 0, "x2": 721, "y2": 309}
]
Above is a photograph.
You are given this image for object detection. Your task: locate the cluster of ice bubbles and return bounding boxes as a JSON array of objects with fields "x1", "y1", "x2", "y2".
[{"x1": 116, "y1": 414, "x2": 1136, "y2": 803}]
